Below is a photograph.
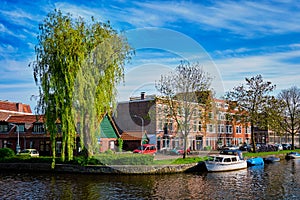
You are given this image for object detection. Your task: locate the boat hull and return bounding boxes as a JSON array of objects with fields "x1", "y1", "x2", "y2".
[
  {"x1": 286, "y1": 152, "x2": 300, "y2": 159},
  {"x1": 289, "y1": 155, "x2": 300, "y2": 159},
  {"x1": 205, "y1": 161, "x2": 247, "y2": 172},
  {"x1": 264, "y1": 156, "x2": 280, "y2": 163}
]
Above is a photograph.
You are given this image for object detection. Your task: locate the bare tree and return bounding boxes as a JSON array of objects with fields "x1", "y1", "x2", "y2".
[
  {"x1": 277, "y1": 86, "x2": 300, "y2": 149},
  {"x1": 225, "y1": 75, "x2": 275, "y2": 153},
  {"x1": 155, "y1": 61, "x2": 212, "y2": 158}
]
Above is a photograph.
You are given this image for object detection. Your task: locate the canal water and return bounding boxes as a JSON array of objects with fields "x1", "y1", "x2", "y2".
[{"x1": 0, "y1": 159, "x2": 299, "y2": 200}]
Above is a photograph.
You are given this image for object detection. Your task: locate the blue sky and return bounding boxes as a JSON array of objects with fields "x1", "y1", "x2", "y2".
[{"x1": 1, "y1": 0, "x2": 300, "y2": 110}]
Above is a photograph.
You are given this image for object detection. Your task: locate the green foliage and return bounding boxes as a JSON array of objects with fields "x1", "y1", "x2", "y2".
[
  {"x1": 171, "y1": 156, "x2": 206, "y2": 164},
  {"x1": 104, "y1": 149, "x2": 115, "y2": 154},
  {"x1": 244, "y1": 149, "x2": 300, "y2": 159},
  {"x1": 204, "y1": 146, "x2": 211, "y2": 151},
  {"x1": 117, "y1": 138, "x2": 123, "y2": 152},
  {"x1": 225, "y1": 75, "x2": 275, "y2": 152},
  {"x1": 94, "y1": 153, "x2": 154, "y2": 165},
  {"x1": 0, "y1": 155, "x2": 48, "y2": 163},
  {"x1": 30, "y1": 9, "x2": 133, "y2": 164},
  {"x1": 0, "y1": 148, "x2": 15, "y2": 159}
]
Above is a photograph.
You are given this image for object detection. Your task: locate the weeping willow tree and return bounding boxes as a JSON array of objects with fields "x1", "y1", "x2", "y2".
[
  {"x1": 31, "y1": 9, "x2": 132, "y2": 166},
  {"x1": 74, "y1": 33, "x2": 131, "y2": 157}
]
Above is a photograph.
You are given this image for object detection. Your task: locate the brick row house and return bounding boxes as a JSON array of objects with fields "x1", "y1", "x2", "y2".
[
  {"x1": 114, "y1": 93, "x2": 252, "y2": 151},
  {"x1": 0, "y1": 101, "x2": 48, "y2": 153},
  {"x1": 0, "y1": 100, "x2": 120, "y2": 155}
]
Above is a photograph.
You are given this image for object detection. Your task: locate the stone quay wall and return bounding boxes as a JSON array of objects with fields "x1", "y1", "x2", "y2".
[{"x1": 0, "y1": 162, "x2": 206, "y2": 174}]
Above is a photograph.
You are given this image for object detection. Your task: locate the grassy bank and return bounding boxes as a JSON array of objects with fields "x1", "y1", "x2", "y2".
[
  {"x1": 243, "y1": 149, "x2": 300, "y2": 158},
  {"x1": 1, "y1": 148, "x2": 299, "y2": 166}
]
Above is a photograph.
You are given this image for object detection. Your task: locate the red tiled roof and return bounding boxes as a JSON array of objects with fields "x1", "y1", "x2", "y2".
[
  {"x1": 0, "y1": 112, "x2": 10, "y2": 121},
  {"x1": 0, "y1": 100, "x2": 32, "y2": 113},
  {"x1": 7, "y1": 115, "x2": 44, "y2": 123}
]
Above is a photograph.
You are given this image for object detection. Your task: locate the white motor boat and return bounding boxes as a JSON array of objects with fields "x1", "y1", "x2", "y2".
[{"x1": 205, "y1": 154, "x2": 247, "y2": 172}]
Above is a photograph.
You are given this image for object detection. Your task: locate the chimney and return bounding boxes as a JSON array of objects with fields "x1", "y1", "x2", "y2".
[
  {"x1": 16, "y1": 103, "x2": 23, "y2": 112},
  {"x1": 141, "y1": 92, "x2": 145, "y2": 100}
]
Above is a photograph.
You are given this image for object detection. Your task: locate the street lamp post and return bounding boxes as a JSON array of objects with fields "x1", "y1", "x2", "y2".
[
  {"x1": 133, "y1": 115, "x2": 144, "y2": 152},
  {"x1": 10, "y1": 123, "x2": 20, "y2": 153}
]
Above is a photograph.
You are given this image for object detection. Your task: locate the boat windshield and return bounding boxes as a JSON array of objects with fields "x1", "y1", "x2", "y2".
[{"x1": 212, "y1": 157, "x2": 223, "y2": 162}]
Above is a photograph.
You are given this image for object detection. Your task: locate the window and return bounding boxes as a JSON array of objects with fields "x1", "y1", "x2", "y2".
[
  {"x1": 33, "y1": 123, "x2": 45, "y2": 133},
  {"x1": 193, "y1": 121, "x2": 197, "y2": 132},
  {"x1": 56, "y1": 141, "x2": 62, "y2": 154},
  {"x1": 56, "y1": 123, "x2": 62, "y2": 133},
  {"x1": 109, "y1": 141, "x2": 115, "y2": 150},
  {"x1": 226, "y1": 125, "x2": 232, "y2": 134},
  {"x1": 207, "y1": 124, "x2": 215, "y2": 133},
  {"x1": 236, "y1": 126, "x2": 242, "y2": 134},
  {"x1": 208, "y1": 112, "x2": 214, "y2": 119},
  {"x1": 198, "y1": 121, "x2": 202, "y2": 132},
  {"x1": 246, "y1": 127, "x2": 251, "y2": 134},
  {"x1": 221, "y1": 125, "x2": 225, "y2": 133},
  {"x1": 224, "y1": 104, "x2": 229, "y2": 110},
  {"x1": 167, "y1": 122, "x2": 173, "y2": 131},
  {"x1": 193, "y1": 109, "x2": 197, "y2": 117},
  {"x1": 0, "y1": 125, "x2": 8, "y2": 133},
  {"x1": 218, "y1": 112, "x2": 225, "y2": 120},
  {"x1": 158, "y1": 121, "x2": 163, "y2": 130},
  {"x1": 18, "y1": 124, "x2": 25, "y2": 132},
  {"x1": 218, "y1": 125, "x2": 225, "y2": 133},
  {"x1": 198, "y1": 109, "x2": 202, "y2": 118}
]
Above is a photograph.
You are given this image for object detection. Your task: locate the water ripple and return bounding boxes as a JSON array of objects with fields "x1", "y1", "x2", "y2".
[{"x1": 0, "y1": 160, "x2": 299, "y2": 199}]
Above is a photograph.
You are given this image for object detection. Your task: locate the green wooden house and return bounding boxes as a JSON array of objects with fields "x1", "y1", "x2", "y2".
[{"x1": 99, "y1": 114, "x2": 120, "y2": 152}]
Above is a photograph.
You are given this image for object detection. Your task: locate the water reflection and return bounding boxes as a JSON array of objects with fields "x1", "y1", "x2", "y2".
[{"x1": 0, "y1": 160, "x2": 299, "y2": 199}]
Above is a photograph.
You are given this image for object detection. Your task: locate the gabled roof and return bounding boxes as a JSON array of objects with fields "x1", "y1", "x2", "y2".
[
  {"x1": 100, "y1": 115, "x2": 118, "y2": 139},
  {"x1": 0, "y1": 100, "x2": 32, "y2": 114}
]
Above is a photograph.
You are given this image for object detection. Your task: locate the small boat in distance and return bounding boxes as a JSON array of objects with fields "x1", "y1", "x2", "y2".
[
  {"x1": 263, "y1": 156, "x2": 280, "y2": 163},
  {"x1": 205, "y1": 154, "x2": 247, "y2": 172},
  {"x1": 286, "y1": 152, "x2": 300, "y2": 159}
]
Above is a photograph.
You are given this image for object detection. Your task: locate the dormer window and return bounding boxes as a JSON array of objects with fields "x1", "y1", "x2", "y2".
[
  {"x1": 18, "y1": 124, "x2": 25, "y2": 132},
  {"x1": 33, "y1": 123, "x2": 45, "y2": 133},
  {"x1": 0, "y1": 124, "x2": 8, "y2": 133}
]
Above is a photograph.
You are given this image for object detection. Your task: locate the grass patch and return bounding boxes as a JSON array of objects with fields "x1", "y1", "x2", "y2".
[
  {"x1": 153, "y1": 156, "x2": 207, "y2": 165},
  {"x1": 92, "y1": 153, "x2": 154, "y2": 165},
  {"x1": 244, "y1": 149, "x2": 300, "y2": 158}
]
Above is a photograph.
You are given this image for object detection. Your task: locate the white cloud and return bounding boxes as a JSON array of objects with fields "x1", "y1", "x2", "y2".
[
  {"x1": 123, "y1": 1, "x2": 300, "y2": 37},
  {"x1": 0, "y1": 23, "x2": 17, "y2": 37},
  {"x1": 0, "y1": 9, "x2": 38, "y2": 29},
  {"x1": 54, "y1": 2, "x2": 105, "y2": 22},
  {"x1": 214, "y1": 48, "x2": 300, "y2": 94}
]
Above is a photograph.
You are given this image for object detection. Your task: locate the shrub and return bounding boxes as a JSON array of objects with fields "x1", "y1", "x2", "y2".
[
  {"x1": 104, "y1": 149, "x2": 115, "y2": 154},
  {"x1": 0, "y1": 148, "x2": 15, "y2": 159},
  {"x1": 117, "y1": 138, "x2": 123, "y2": 152},
  {"x1": 93, "y1": 153, "x2": 154, "y2": 165},
  {"x1": 204, "y1": 146, "x2": 211, "y2": 151}
]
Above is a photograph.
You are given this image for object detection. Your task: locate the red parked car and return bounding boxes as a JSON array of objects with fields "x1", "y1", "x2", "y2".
[{"x1": 133, "y1": 144, "x2": 157, "y2": 155}]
